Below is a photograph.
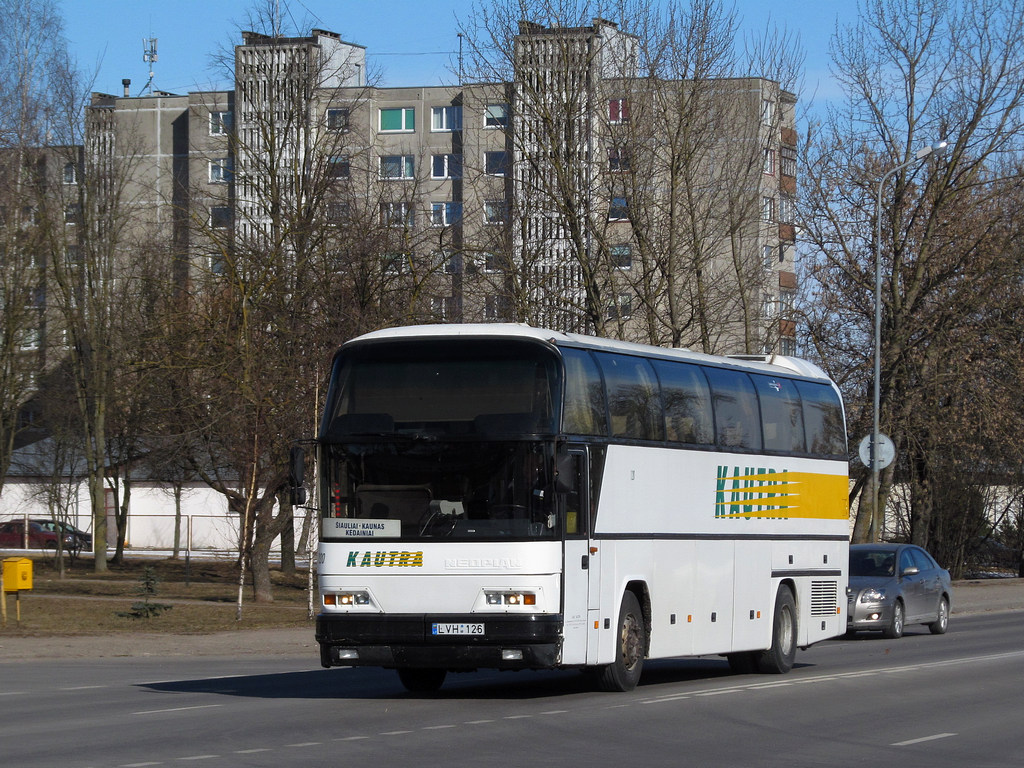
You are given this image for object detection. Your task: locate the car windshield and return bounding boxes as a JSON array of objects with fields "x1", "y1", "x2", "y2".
[{"x1": 851, "y1": 549, "x2": 896, "y2": 577}]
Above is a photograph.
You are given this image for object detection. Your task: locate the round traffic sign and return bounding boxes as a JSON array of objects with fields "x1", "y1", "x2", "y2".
[{"x1": 858, "y1": 434, "x2": 895, "y2": 470}]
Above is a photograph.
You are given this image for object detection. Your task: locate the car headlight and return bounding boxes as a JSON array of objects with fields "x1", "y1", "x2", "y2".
[{"x1": 859, "y1": 588, "x2": 886, "y2": 604}]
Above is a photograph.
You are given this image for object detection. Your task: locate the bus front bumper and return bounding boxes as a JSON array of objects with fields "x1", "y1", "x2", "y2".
[{"x1": 316, "y1": 613, "x2": 563, "y2": 670}]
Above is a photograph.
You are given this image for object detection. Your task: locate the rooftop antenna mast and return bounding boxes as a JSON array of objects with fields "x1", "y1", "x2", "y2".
[{"x1": 141, "y1": 37, "x2": 158, "y2": 95}]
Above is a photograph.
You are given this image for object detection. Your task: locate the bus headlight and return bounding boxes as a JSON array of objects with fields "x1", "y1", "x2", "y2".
[
  {"x1": 324, "y1": 591, "x2": 371, "y2": 608},
  {"x1": 484, "y1": 590, "x2": 537, "y2": 607}
]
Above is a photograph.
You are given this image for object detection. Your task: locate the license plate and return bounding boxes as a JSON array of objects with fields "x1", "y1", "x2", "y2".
[{"x1": 432, "y1": 622, "x2": 484, "y2": 636}]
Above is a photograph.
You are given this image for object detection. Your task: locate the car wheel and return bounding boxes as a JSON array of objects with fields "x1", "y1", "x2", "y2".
[
  {"x1": 928, "y1": 597, "x2": 949, "y2": 635},
  {"x1": 883, "y1": 599, "x2": 904, "y2": 639}
]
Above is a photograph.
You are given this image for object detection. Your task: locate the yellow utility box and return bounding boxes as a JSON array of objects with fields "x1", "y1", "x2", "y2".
[{"x1": 3, "y1": 557, "x2": 33, "y2": 591}]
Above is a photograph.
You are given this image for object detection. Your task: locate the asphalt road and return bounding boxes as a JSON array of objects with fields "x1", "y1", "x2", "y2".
[{"x1": 2, "y1": 608, "x2": 1023, "y2": 768}]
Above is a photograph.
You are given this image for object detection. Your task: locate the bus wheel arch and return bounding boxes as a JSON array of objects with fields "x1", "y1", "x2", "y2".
[{"x1": 756, "y1": 584, "x2": 797, "y2": 674}]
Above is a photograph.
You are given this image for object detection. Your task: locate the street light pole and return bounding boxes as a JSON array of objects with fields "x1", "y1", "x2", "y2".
[{"x1": 871, "y1": 140, "x2": 948, "y2": 541}]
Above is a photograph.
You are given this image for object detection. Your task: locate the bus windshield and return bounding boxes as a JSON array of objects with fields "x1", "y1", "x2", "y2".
[
  {"x1": 322, "y1": 441, "x2": 562, "y2": 541},
  {"x1": 319, "y1": 338, "x2": 565, "y2": 541}
]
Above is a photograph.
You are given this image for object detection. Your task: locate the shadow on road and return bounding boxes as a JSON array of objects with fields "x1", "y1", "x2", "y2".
[{"x1": 136, "y1": 656, "x2": 789, "y2": 701}]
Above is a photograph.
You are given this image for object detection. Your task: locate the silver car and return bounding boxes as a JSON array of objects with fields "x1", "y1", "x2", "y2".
[{"x1": 847, "y1": 543, "x2": 952, "y2": 638}]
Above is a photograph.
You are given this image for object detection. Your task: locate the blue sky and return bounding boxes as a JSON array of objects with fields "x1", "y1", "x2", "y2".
[{"x1": 59, "y1": 1, "x2": 849, "y2": 101}]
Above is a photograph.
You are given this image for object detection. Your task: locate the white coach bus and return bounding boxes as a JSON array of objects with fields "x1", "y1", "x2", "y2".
[{"x1": 309, "y1": 324, "x2": 849, "y2": 692}]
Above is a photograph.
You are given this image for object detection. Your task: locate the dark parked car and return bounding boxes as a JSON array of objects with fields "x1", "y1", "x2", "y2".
[
  {"x1": 31, "y1": 519, "x2": 92, "y2": 552},
  {"x1": 847, "y1": 543, "x2": 952, "y2": 638},
  {"x1": 0, "y1": 519, "x2": 76, "y2": 552}
]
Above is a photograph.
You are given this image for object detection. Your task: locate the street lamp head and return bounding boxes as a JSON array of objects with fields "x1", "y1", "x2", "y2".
[{"x1": 915, "y1": 140, "x2": 949, "y2": 160}]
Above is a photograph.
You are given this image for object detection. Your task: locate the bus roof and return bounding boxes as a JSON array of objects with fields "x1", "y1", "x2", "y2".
[{"x1": 342, "y1": 324, "x2": 834, "y2": 384}]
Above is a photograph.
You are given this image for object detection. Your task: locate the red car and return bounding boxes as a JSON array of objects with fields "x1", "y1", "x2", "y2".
[{"x1": 0, "y1": 520, "x2": 76, "y2": 552}]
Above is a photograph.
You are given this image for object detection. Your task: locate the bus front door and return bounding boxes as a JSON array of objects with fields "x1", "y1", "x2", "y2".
[{"x1": 560, "y1": 446, "x2": 599, "y2": 666}]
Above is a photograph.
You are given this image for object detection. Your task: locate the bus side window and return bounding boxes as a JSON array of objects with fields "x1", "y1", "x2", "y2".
[
  {"x1": 795, "y1": 381, "x2": 847, "y2": 457},
  {"x1": 561, "y1": 349, "x2": 608, "y2": 436},
  {"x1": 557, "y1": 451, "x2": 584, "y2": 535},
  {"x1": 596, "y1": 353, "x2": 663, "y2": 440},
  {"x1": 751, "y1": 374, "x2": 806, "y2": 453},
  {"x1": 705, "y1": 368, "x2": 762, "y2": 451},
  {"x1": 652, "y1": 360, "x2": 714, "y2": 445}
]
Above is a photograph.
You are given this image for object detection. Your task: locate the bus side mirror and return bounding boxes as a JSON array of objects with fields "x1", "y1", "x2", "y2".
[{"x1": 289, "y1": 446, "x2": 306, "y2": 505}]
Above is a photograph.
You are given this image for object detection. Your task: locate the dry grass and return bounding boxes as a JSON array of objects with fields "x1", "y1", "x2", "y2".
[{"x1": 0, "y1": 554, "x2": 314, "y2": 636}]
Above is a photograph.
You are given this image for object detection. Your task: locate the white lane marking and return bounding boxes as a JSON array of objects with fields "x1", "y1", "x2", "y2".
[
  {"x1": 641, "y1": 649, "x2": 1024, "y2": 705},
  {"x1": 132, "y1": 704, "x2": 223, "y2": 716},
  {"x1": 892, "y1": 733, "x2": 957, "y2": 746}
]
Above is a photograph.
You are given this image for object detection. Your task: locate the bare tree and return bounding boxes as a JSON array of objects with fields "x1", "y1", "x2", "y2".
[{"x1": 800, "y1": 0, "x2": 1024, "y2": 556}]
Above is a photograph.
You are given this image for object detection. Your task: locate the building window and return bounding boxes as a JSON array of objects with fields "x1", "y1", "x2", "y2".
[
  {"x1": 326, "y1": 202, "x2": 350, "y2": 224},
  {"x1": 431, "y1": 202, "x2": 462, "y2": 227},
  {"x1": 484, "y1": 295, "x2": 499, "y2": 320},
  {"x1": 763, "y1": 147, "x2": 776, "y2": 175},
  {"x1": 608, "y1": 147, "x2": 630, "y2": 173},
  {"x1": 327, "y1": 155, "x2": 350, "y2": 179},
  {"x1": 209, "y1": 158, "x2": 233, "y2": 184},
  {"x1": 609, "y1": 196, "x2": 629, "y2": 221},
  {"x1": 609, "y1": 98, "x2": 629, "y2": 124},
  {"x1": 210, "y1": 206, "x2": 233, "y2": 229},
  {"x1": 610, "y1": 244, "x2": 632, "y2": 269},
  {"x1": 379, "y1": 107, "x2": 414, "y2": 132},
  {"x1": 206, "y1": 253, "x2": 226, "y2": 275},
  {"x1": 779, "y1": 336, "x2": 797, "y2": 356},
  {"x1": 380, "y1": 155, "x2": 414, "y2": 180},
  {"x1": 209, "y1": 111, "x2": 232, "y2": 135},
  {"x1": 383, "y1": 252, "x2": 412, "y2": 275},
  {"x1": 483, "y1": 252, "x2": 503, "y2": 272},
  {"x1": 431, "y1": 106, "x2": 462, "y2": 131},
  {"x1": 485, "y1": 151, "x2": 509, "y2": 176},
  {"x1": 761, "y1": 98, "x2": 774, "y2": 126},
  {"x1": 62, "y1": 162, "x2": 77, "y2": 184},
  {"x1": 763, "y1": 244, "x2": 775, "y2": 268},
  {"x1": 780, "y1": 195, "x2": 795, "y2": 225},
  {"x1": 483, "y1": 200, "x2": 507, "y2": 224},
  {"x1": 17, "y1": 326, "x2": 41, "y2": 350},
  {"x1": 326, "y1": 107, "x2": 350, "y2": 131},
  {"x1": 761, "y1": 196, "x2": 776, "y2": 222},
  {"x1": 440, "y1": 251, "x2": 462, "y2": 274},
  {"x1": 432, "y1": 153, "x2": 462, "y2": 179},
  {"x1": 64, "y1": 203, "x2": 81, "y2": 225},
  {"x1": 607, "y1": 293, "x2": 633, "y2": 321},
  {"x1": 380, "y1": 202, "x2": 413, "y2": 228},
  {"x1": 485, "y1": 104, "x2": 509, "y2": 128},
  {"x1": 779, "y1": 288, "x2": 796, "y2": 314},
  {"x1": 781, "y1": 145, "x2": 797, "y2": 177}
]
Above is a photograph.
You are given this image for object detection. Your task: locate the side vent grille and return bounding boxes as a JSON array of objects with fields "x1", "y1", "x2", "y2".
[{"x1": 810, "y1": 581, "x2": 838, "y2": 616}]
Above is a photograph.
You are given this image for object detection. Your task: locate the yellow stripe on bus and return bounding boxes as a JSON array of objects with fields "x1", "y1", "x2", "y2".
[{"x1": 716, "y1": 471, "x2": 848, "y2": 520}]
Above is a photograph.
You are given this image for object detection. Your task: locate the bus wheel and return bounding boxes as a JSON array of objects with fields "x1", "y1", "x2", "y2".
[
  {"x1": 757, "y1": 586, "x2": 797, "y2": 674},
  {"x1": 397, "y1": 668, "x2": 447, "y2": 693},
  {"x1": 597, "y1": 591, "x2": 646, "y2": 692}
]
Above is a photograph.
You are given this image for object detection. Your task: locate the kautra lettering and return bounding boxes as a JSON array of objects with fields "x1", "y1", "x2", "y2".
[{"x1": 345, "y1": 551, "x2": 424, "y2": 567}]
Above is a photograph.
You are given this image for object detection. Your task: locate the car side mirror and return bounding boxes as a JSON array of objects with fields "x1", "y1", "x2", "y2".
[{"x1": 901, "y1": 565, "x2": 920, "y2": 577}]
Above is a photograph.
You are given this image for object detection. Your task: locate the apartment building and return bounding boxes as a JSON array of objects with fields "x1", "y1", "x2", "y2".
[{"x1": 77, "y1": 19, "x2": 797, "y2": 352}]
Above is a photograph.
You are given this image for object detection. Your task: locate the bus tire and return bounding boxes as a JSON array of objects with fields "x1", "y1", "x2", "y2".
[
  {"x1": 397, "y1": 668, "x2": 447, "y2": 693},
  {"x1": 597, "y1": 591, "x2": 646, "y2": 692},
  {"x1": 756, "y1": 586, "x2": 797, "y2": 674}
]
